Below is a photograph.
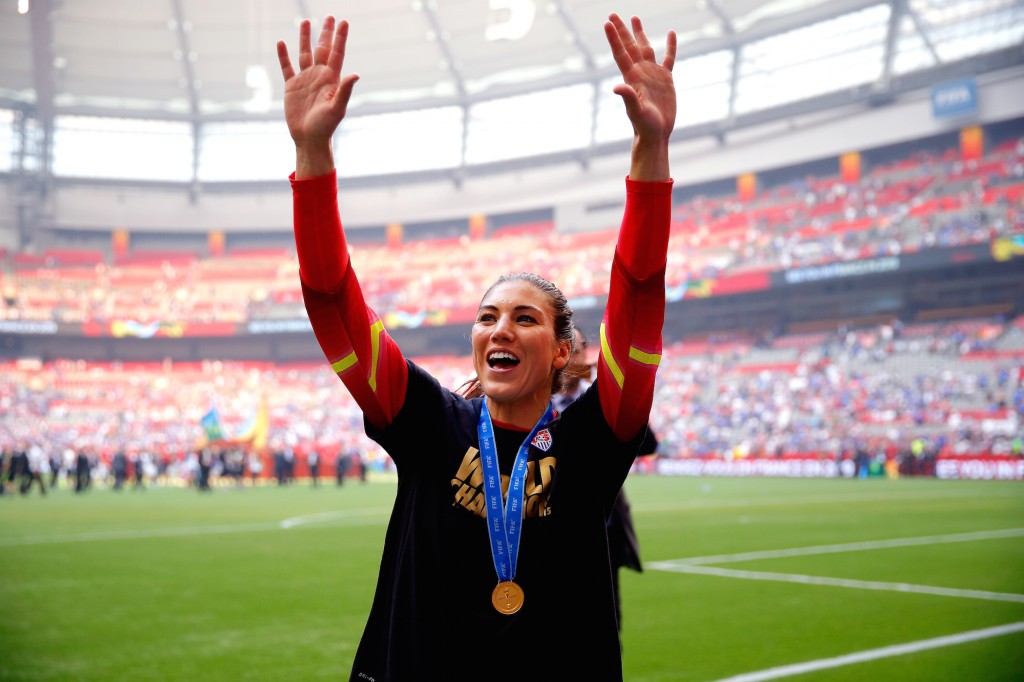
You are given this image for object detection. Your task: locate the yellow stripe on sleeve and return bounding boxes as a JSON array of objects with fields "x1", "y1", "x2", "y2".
[
  {"x1": 368, "y1": 319, "x2": 385, "y2": 392},
  {"x1": 331, "y1": 352, "x2": 357, "y2": 375},
  {"x1": 599, "y1": 323, "x2": 625, "y2": 389},
  {"x1": 628, "y1": 347, "x2": 661, "y2": 367}
]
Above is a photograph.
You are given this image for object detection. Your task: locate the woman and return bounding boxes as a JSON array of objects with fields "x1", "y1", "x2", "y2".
[{"x1": 278, "y1": 12, "x2": 676, "y2": 680}]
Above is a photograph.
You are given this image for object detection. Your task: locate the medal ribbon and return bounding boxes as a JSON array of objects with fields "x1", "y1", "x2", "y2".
[{"x1": 478, "y1": 400, "x2": 555, "y2": 584}]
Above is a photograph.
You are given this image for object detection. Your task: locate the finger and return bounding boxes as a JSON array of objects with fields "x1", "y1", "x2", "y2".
[
  {"x1": 604, "y1": 16, "x2": 634, "y2": 76},
  {"x1": 330, "y1": 74, "x2": 360, "y2": 118},
  {"x1": 662, "y1": 30, "x2": 677, "y2": 71},
  {"x1": 276, "y1": 40, "x2": 295, "y2": 81},
  {"x1": 314, "y1": 16, "x2": 335, "y2": 65},
  {"x1": 613, "y1": 83, "x2": 640, "y2": 121},
  {"x1": 631, "y1": 16, "x2": 656, "y2": 62},
  {"x1": 297, "y1": 19, "x2": 312, "y2": 70},
  {"x1": 326, "y1": 18, "x2": 349, "y2": 74},
  {"x1": 612, "y1": 13, "x2": 642, "y2": 64}
]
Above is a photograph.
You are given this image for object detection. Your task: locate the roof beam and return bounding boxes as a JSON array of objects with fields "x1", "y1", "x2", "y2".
[
  {"x1": 28, "y1": 0, "x2": 56, "y2": 175},
  {"x1": 170, "y1": 0, "x2": 201, "y2": 119}
]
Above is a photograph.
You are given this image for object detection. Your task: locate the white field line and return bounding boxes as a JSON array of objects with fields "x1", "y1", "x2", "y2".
[
  {"x1": 279, "y1": 509, "x2": 384, "y2": 529},
  {"x1": 648, "y1": 528, "x2": 1024, "y2": 604},
  {"x1": 639, "y1": 487, "x2": 1020, "y2": 514},
  {"x1": 663, "y1": 528, "x2": 1024, "y2": 566},
  {"x1": 0, "y1": 508, "x2": 390, "y2": 547},
  {"x1": 707, "y1": 621, "x2": 1024, "y2": 682},
  {"x1": 650, "y1": 563, "x2": 1024, "y2": 603}
]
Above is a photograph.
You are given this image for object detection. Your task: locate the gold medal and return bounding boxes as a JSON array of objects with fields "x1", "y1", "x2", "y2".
[{"x1": 491, "y1": 580, "x2": 524, "y2": 615}]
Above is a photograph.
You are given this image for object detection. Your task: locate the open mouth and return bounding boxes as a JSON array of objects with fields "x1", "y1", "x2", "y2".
[{"x1": 487, "y1": 350, "x2": 520, "y2": 369}]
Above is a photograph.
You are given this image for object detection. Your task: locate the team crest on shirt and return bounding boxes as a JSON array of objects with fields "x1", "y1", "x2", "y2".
[{"x1": 531, "y1": 429, "x2": 553, "y2": 451}]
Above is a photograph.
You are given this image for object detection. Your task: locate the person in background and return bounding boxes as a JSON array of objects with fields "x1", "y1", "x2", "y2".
[
  {"x1": 307, "y1": 447, "x2": 321, "y2": 488},
  {"x1": 21, "y1": 442, "x2": 49, "y2": 496},
  {"x1": 75, "y1": 447, "x2": 92, "y2": 493},
  {"x1": 552, "y1": 327, "x2": 656, "y2": 633},
  {"x1": 0, "y1": 444, "x2": 11, "y2": 495},
  {"x1": 334, "y1": 445, "x2": 352, "y2": 486},
  {"x1": 278, "y1": 11, "x2": 675, "y2": 680},
  {"x1": 247, "y1": 449, "x2": 264, "y2": 486},
  {"x1": 112, "y1": 448, "x2": 128, "y2": 491}
]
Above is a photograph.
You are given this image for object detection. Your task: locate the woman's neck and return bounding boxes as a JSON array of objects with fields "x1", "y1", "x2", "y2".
[{"x1": 485, "y1": 396, "x2": 550, "y2": 431}]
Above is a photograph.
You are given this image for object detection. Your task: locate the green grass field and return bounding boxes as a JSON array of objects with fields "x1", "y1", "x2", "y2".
[{"x1": 1, "y1": 475, "x2": 1022, "y2": 681}]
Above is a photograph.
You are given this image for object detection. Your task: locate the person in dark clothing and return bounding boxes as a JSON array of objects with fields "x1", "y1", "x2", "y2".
[
  {"x1": 0, "y1": 446, "x2": 11, "y2": 495},
  {"x1": 335, "y1": 448, "x2": 352, "y2": 486},
  {"x1": 278, "y1": 12, "x2": 675, "y2": 680},
  {"x1": 197, "y1": 446, "x2": 213, "y2": 492},
  {"x1": 112, "y1": 450, "x2": 128, "y2": 491},
  {"x1": 307, "y1": 448, "x2": 321, "y2": 487},
  {"x1": 552, "y1": 327, "x2": 656, "y2": 632},
  {"x1": 75, "y1": 449, "x2": 92, "y2": 493}
]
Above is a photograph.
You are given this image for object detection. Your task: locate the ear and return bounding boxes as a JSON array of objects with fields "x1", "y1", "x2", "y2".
[{"x1": 552, "y1": 338, "x2": 572, "y2": 371}]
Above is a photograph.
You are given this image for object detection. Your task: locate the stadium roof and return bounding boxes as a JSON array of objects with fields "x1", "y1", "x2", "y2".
[{"x1": 2, "y1": 0, "x2": 1020, "y2": 123}]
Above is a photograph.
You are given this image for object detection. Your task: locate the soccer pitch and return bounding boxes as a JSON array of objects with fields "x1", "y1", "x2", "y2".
[{"x1": 1, "y1": 476, "x2": 1021, "y2": 681}]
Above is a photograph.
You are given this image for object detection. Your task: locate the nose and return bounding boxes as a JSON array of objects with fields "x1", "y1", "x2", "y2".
[{"x1": 491, "y1": 314, "x2": 515, "y2": 341}]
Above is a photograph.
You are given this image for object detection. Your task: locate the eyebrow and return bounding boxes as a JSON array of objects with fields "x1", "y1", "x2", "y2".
[{"x1": 477, "y1": 303, "x2": 544, "y2": 314}]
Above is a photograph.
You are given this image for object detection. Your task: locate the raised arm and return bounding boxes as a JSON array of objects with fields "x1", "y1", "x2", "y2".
[
  {"x1": 596, "y1": 14, "x2": 676, "y2": 441},
  {"x1": 605, "y1": 13, "x2": 676, "y2": 182},
  {"x1": 279, "y1": 18, "x2": 408, "y2": 429},
  {"x1": 278, "y1": 16, "x2": 360, "y2": 180}
]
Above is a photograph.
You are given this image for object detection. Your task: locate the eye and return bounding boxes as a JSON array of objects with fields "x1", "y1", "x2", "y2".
[{"x1": 476, "y1": 312, "x2": 496, "y2": 323}]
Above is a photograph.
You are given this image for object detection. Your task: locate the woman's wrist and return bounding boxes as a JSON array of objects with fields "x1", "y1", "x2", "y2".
[
  {"x1": 295, "y1": 144, "x2": 335, "y2": 180},
  {"x1": 629, "y1": 135, "x2": 670, "y2": 182}
]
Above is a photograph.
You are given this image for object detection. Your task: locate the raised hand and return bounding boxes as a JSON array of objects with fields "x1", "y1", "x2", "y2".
[
  {"x1": 277, "y1": 16, "x2": 360, "y2": 177},
  {"x1": 604, "y1": 14, "x2": 676, "y2": 180}
]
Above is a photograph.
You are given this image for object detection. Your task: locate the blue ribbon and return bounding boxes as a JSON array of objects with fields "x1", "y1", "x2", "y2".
[{"x1": 478, "y1": 400, "x2": 555, "y2": 583}]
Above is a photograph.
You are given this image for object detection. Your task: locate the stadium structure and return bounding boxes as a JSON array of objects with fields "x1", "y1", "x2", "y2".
[{"x1": 0, "y1": 0, "x2": 1022, "y2": 481}]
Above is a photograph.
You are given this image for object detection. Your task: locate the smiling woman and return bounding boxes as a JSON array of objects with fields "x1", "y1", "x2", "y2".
[{"x1": 279, "y1": 12, "x2": 675, "y2": 681}]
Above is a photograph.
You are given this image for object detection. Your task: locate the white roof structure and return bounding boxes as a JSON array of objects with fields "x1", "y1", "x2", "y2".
[{"x1": 0, "y1": 0, "x2": 1021, "y2": 236}]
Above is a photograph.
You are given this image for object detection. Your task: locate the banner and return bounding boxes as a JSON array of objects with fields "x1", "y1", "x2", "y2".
[
  {"x1": 387, "y1": 222, "x2": 403, "y2": 248},
  {"x1": 960, "y1": 124, "x2": 984, "y2": 161},
  {"x1": 656, "y1": 456, "x2": 844, "y2": 478},
  {"x1": 234, "y1": 397, "x2": 269, "y2": 451},
  {"x1": 931, "y1": 78, "x2": 978, "y2": 120},
  {"x1": 935, "y1": 456, "x2": 1024, "y2": 481},
  {"x1": 200, "y1": 406, "x2": 225, "y2": 442},
  {"x1": 840, "y1": 151, "x2": 861, "y2": 183},
  {"x1": 737, "y1": 173, "x2": 757, "y2": 202}
]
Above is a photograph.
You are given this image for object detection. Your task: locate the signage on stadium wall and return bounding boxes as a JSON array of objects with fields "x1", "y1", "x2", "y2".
[
  {"x1": 80, "y1": 320, "x2": 238, "y2": 338},
  {"x1": 0, "y1": 320, "x2": 59, "y2": 335},
  {"x1": 935, "y1": 456, "x2": 1024, "y2": 481},
  {"x1": 656, "y1": 456, "x2": 846, "y2": 478},
  {"x1": 782, "y1": 256, "x2": 901, "y2": 285},
  {"x1": 247, "y1": 319, "x2": 314, "y2": 334},
  {"x1": 931, "y1": 77, "x2": 978, "y2": 120},
  {"x1": 775, "y1": 243, "x2": 1000, "y2": 288},
  {"x1": 654, "y1": 455, "x2": 1024, "y2": 480}
]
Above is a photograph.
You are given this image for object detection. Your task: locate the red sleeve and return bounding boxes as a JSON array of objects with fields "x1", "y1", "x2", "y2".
[
  {"x1": 290, "y1": 171, "x2": 408, "y2": 429},
  {"x1": 595, "y1": 176, "x2": 673, "y2": 441}
]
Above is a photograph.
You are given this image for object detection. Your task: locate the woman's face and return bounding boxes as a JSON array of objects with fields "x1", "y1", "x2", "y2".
[{"x1": 472, "y1": 280, "x2": 571, "y2": 409}]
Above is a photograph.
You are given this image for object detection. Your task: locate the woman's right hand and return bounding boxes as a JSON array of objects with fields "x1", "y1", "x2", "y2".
[{"x1": 277, "y1": 16, "x2": 360, "y2": 178}]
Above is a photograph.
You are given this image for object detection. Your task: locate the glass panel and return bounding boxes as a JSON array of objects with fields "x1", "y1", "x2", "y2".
[
  {"x1": 53, "y1": 116, "x2": 192, "y2": 181},
  {"x1": 465, "y1": 84, "x2": 592, "y2": 164},
  {"x1": 735, "y1": 5, "x2": 890, "y2": 114},
  {"x1": 898, "y1": 0, "x2": 1024, "y2": 72},
  {"x1": 199, "y1": 121, "x2": 293, "y2": 181},
  {"x1": 0, "y1": 110, "x2": 14, "y2": 173},
  {"x1": 335, "y1": 107, "x2": 463, "y2": 178}
]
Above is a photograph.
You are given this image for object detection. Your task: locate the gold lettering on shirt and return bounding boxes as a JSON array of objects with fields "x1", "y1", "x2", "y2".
[{"x1": 451, "y1": 447, "x2": 557, "y2": 519}]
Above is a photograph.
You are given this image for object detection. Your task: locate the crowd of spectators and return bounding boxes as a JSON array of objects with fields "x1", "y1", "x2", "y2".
[
  {"x1": 1, "y1": 315, "x2": 1020, "y2": 493},
  {"x1": 1, "y1": 135, "x2": 1021, "y2": 491},
  {"x1": 1, "y1": 137, "x2": 1021, "y2": 328}
]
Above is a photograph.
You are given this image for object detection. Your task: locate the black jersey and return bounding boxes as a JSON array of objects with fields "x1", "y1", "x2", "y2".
[{"x1": 350, "y1": 361, "x2": 646, "y2": 681}]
